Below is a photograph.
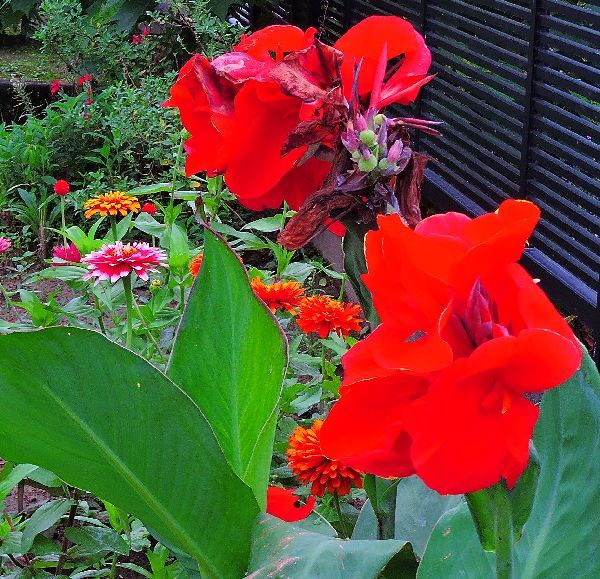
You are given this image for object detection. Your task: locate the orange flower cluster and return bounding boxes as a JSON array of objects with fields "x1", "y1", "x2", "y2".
[
  {"x1": 251, "y1": 277, "x2": 305, "y2": 314},
  {"x1": 84, "y1": 191, "x2": 141, "y2": 219},
  {"x1": 189, "y1": 253, "x2": 204, "y2": 277},
  {"x1": 286, "y1": 419, "x2": 362, "y2": 497},
  {"x1": 296, "y1": 295, "x2": 362, "y2": 338}
]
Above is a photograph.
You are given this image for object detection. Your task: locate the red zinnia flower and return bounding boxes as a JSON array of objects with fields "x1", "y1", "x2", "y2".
[
  {"x1": 296, "y1": 296, "x2": 362, "y2": 338},
  {"x1": 0, "y1": 237, "x2": 11, "y2": 253},
  {"x1": 52, "y1": 242, "x2": 81, "y2": 264},
  {"x1": 141, "y1": 202, "x2": 157, "y2": 214},
  {"x1": 53, "y1": 180, "x2": 70, "y2": 196},
  {"x1": 319, "y1": 200, "x2": 582, "y2": 495},
  {"x1": 251, "y1": 277, "x2": 305, "y2": 314},
  {"x1": 286, "y1": 420, "x2": 362, "y2": 497},
  {"x1": 82, "y1": 242, "x2": 167, "y2": 284},
  {"x1": 50, "y1": 79, "x2": 61, "y2": 94},
  {"x1": 266, "y1": 486, "x2": 316, "y2": 522}
]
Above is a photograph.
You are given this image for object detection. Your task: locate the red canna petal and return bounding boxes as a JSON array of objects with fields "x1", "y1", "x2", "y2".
[
  {"x1": 334, "y1": 16, "x2": 431, "y2": 103},
  {"x1": 266, "y1": 486, "x2": 316, "y2": 522},
  {"x1": 402, "y1": 362, "x2": 540, "y2": 494},
  {"x1": 235, "y1": 25, "x2": 317, "y2": 61},
  {"x1": 342, "y1": 324, "x2": 453, "y2": 386},
  {"x1": 221, "y1": 81, "x2": 307, "y2": 201},
  {"x1": 320, "y1": 376, "x2": 426, "y2": 478}
]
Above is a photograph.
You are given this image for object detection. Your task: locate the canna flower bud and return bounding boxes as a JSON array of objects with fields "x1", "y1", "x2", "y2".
[
  {"x1": 386, "y1": 139, "x2": 405, "y2": 165},
  {"x1": 359, "y1": 129, "x2": 377, "y2": 146},
  {"x1": 358, "y1": 154, "x2": 378, "y2": 173}
]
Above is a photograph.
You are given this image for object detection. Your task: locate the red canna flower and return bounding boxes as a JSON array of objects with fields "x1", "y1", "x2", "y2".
[
  {"x1": 287, "y1": 420, "x2": 363, "y2": 497},
  {"x1": 53, "y1": 180, "x2": 70, "y2": 196},
  {"x1": 296, "y1": 296, "x2": 362, "y2": 338},
  {"x1": 319, "y1": 200, "x2": 582, "y2": 495},
  {"x1": 251, "y1": 277, "x2": 305, "y2": 314},
  {"x1": 141, "y1": 202, "x2": 157, "y2": 214},
  {"x1": 50, "y1": 79, "x2": 61, "y2": 94},
  {"x1": 52, "y1": 242, "x2": 81, "y2": 264},
  {"x1": 165, "y1": 17, "x2": 430, "y2": 216},
  {"x1": 266, "y1": 486, "x2": 316, "y2": 522}
]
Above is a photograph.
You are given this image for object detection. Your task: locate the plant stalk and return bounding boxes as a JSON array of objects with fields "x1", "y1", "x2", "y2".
[
  {"x1": 122, "y1": 275, "x2": 134, "y2": 349},
  {"x1": 110, "y1": 217, "x2": 118, "y2": 242},
  {"x1": 332, "y1": 491, "x2": 349, "y2": 539},
  {"x1": 493, "y1": 483, "x2": 514, "y2": 579},
  {"x1": 60, "y1": 197, "x2": 67, "y2": 247}
]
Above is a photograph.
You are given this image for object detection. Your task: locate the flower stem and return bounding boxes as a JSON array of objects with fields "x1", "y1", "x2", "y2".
[
  {"x1": 92, "y1": 293, "x2": 107, "y2": 335},
  {"x1": 0, "y1": 280, "x2": 13, "y2": 310},
  {"x1": 110, "y1": 217, "x2": 118, "y2": 242},
  {"x1": 493, "y1": 483, "x2": 514, "y2": 579},
  {"x1": 132, "y1": 297, "x2": 167, "y2": 364},
  {"x1": 321, "y1": 341, "x2": 327, "y2": 380},
  {"x1": 332, "y1": 491, "x2": 349, "y2": 539},
  {"x1": 167, "y1": 131, "x2": 185, "y2": 230},
  {"x1": 363, "y1": 474, "x2": 397, "y2": 540},
  {"x1": 122, "y1": 275, "x2": 134, "y2": 349},
  {"x1": 60, "y1": 197, "x2": 67, "y2": 247}
]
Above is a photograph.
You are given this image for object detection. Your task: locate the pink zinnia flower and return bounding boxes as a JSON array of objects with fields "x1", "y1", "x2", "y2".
[
  {"x1": 50, "y1": 79, "x2": 61, "y2": 94},
  {"x1": 52, "y1": 242, "x2": 81, "y2": 264},
  {"x1": 82, "y1": 241, "x2": 167, "y2": 284},
  {"x1": 0, "y1": 237, "x2": 11, "y2": 253},
  {"x1": 54, "y1": 179, "x2": 70, "y2": 196}
]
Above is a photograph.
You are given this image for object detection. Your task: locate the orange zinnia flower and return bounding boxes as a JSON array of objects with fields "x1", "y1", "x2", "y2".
[
  {"x1": 286, "y1": 419, "x2": 362, "y2": 497},
  {"x1": 189, "y1": 253, "x2": 204, "y2": 277},
  {"x1": 251, "y1": 277, "x2": 305, "y2": 314},
  {"x1": 296, "y1": 295, "x2": 362, "y2": 338},
  {"x1": 83, "y1": 191, "x2": 141, "y2": 219}
]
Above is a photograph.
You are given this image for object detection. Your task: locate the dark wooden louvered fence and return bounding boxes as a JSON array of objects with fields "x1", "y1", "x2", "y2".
[{"x1": 233, "y1": 0, "x2": 600, "y2": 362}]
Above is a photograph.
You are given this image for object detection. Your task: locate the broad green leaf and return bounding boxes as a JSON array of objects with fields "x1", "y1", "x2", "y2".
[
  {"x1": 127, "y1": 183, "x2": 172, "y2": 196},
  {"x1": 168, "y1": 230, "x2": 287, "y2": 507},
  {"x1": 342, "y1": 220, "x2": 379, "y2": 326},
  {"x1": 353, "y1": 476, "x2": 463, "y2": 558},
  {"x1": 514, "y1": 347, "x2": 600, "y2": 576},
  {"x1": 66, "y1": 526, "x2": 129, "y2": 556},
  {"x1": 248, "y1": 514, "x2": 412, "y2": 578},
  {"x1": 0, "y1": 327, "x2": 259, "y2": 578},
  {"x1": 134, "y1": 213, "x2": 166, "y2": 237},
  {"x1": 417, "y1": 503, "x2": 494, "y2": 578},
  {"x1": 242, "y1": 216, "x2": 284, "y2": 233},
  {"x1": 21, "y1": 499, "x2": 73, "y2": 553}
]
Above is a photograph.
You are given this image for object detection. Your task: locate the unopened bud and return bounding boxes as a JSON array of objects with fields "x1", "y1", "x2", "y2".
[
  {"x1": 378, "y1": 158, "x2": 389, "y2": 170},
  {"x1": 374, "y1": 113, "x2": 385, "y2": 126},
  {"x1": 149, "y1": 279, "x2": 162, "y2": 293},
  {"x1": 387, "y1": 139, "x2": 404, "y2": 164},
  {"x1": 358, "y1": 154, "x2": 378, "y2": 173},
  {"x1": 359, "y1": 129, "x2": 377, "y2": 146}
]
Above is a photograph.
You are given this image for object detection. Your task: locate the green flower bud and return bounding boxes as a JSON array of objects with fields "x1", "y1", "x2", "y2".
[
  {"x1": 149, "y1": 279, "x2": 162, "y2": 293},
  {"x1": 374, "y1": 114, "x2": 385, "y2": 126},
  {"x1": 359, "y1": 129, "x2": 377, "y2": 146},
  {"x1": 378, "y1": 158, "x2": 389, "y2": 170},
  {"x1": 358, "y1": 154, "x2": 378, "y2": 173}
]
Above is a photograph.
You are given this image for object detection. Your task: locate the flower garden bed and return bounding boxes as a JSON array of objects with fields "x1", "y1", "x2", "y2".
[{"x1": 0, "y1": 3, "x2": 598, "y2": 579}]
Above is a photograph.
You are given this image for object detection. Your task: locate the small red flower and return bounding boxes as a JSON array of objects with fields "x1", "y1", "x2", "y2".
[
  {"x1": 85, "y1": 97, "x2": 93, "y2": 106},
  {"x1": 52, "y1": 242, "x2": 81, "y2": 264},
  {"x1": 266, "y1": 486, "x2": 315, "y2": 522},
  {"x1": 50, "y1": 79, "x2": 61, "y2": 94},
  {"x1": 53, "y1": 180, "x2": 70, "y2": 196},
  {"x1": 132, "y1": 34, "x2": 142, "y2": 45},
  {"x1": 287, "y1": 420, "x2": 363, "y2": 497},
  {"x1": 251, "y1": 277, "x2": 305, "y2": 314},
  {"x1": 141, "y1": 26, "x2": 150, "y2": 36},
  {"x1": 77, "y1": 73, "x2": 92, "y2": 85},
  {"x1": 296, "y1": 296, "x2": 362, "y2": 338},
  {"x1": 141, "y1": 202, "x2": 157, "y2": 215}
]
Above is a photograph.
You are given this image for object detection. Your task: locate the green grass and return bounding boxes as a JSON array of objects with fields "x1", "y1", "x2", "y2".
[{"x1": 0, "y1": 44, "x2": 67, "y2": 81}]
